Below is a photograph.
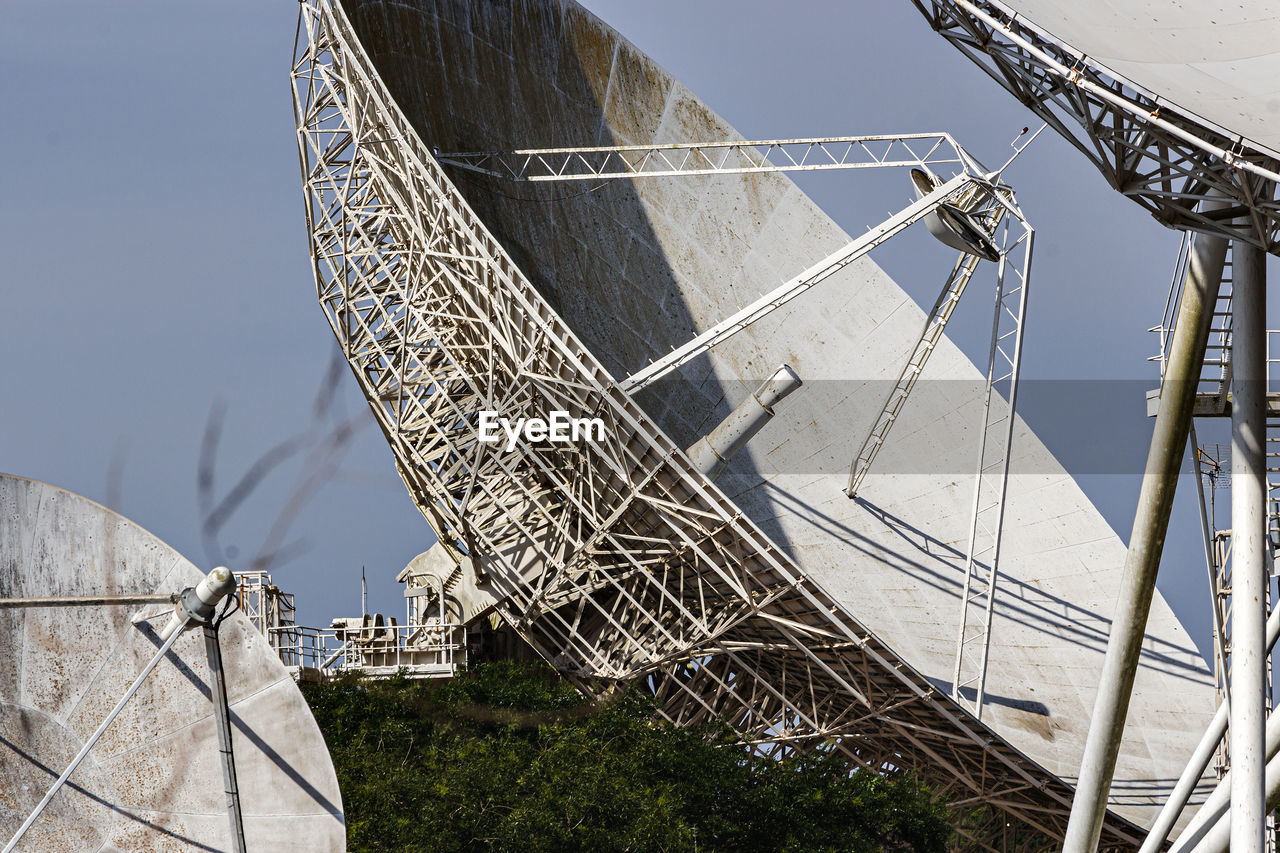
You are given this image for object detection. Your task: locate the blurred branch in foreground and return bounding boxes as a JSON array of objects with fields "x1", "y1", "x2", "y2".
[{"x1": 197, "y1": 347, "x2": 370, "y2": 573}]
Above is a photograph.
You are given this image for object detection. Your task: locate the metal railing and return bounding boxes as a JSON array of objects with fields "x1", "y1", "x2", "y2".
[{"x1": 268, "y1": 621, "x2": 465, "y2": 680}]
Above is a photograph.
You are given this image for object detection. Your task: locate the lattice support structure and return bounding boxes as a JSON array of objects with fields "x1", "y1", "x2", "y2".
[
  {"x1": 437, "y1": 139, "x2": 1021, "y2": 398},
  {"x1": 437, "y1": 134, "x2": 989, "y2": 182},
  {"x1": 915, "y1": 0, "x2": 1280, "y2": 255},
  {"x1": 848, "y1": 249, "x2": 986, "y2": 496},
  {"x1": 953, "y1": 217, "x2": 1033, "y2": 716},
  {"x1": 291, "y1": 1, "x2": 1146, "y2": 849}
]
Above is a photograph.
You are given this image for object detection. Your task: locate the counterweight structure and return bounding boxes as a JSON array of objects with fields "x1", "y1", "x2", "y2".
[{"x1": 292, "y1": 1, "x2": 1219, "y2": 849}]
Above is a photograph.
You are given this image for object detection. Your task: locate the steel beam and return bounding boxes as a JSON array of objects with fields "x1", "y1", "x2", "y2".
[
  {"x1": 1169, "y1": 696, "x2": 1280, "y2": 853},
  {"x1": 204, "y1": 626, "x2": 247, "y2": 853},
  {"x1": 435, "y1": 134, "x2": 988, "y2": 182},
  {"x1": 1229, "y1": 239, "x2": 1267, "y2": 853},
  {"x1": 846, "y1": 249, "x2": 985, "y2": 496},
  {"x1": 1139, "y1": 601, "x2": 1280, "y2": 853},
  {"x1": 1176, "y1": 744, "x2": 1280, "y2": 853},
  {"x1": 1062, "y1": 218, "x2": 1228, "y2": 853},
  {"x1": 0, "y1": 593, "x2": 175, "y2": 608},
  {"x1": 619, "y1": 173, "x2": 979, "y2": 392}
]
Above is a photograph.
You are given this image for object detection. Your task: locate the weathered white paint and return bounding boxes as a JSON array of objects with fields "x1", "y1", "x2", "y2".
[{"x1": 0, "y1": 473, "x2": 345, "y2": 852}]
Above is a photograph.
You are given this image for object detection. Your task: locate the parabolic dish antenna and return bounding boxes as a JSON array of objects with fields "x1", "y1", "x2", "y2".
[
  {"x1": 291, "y1": 0, "x2": 1218, "y2": 848},
  {"x1": 0, "y1": 473, "x2": 345, "y2": 852}
]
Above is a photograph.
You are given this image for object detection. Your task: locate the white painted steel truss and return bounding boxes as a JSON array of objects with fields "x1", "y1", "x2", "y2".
[
  {"x1": 439, "y1": 141, "x2": 1029, "y2": 414},
  {"x1": 848, "y1": 248, "x2": 989, "y2": 497},
  {"x1": 292, "y1": 1, "x2": 1136, "y2": 849},
  {"x1": 914, "y1": 0, "x2": 1280, "y2": 255},
  {"x1": 620, "y1": 172, "x2": 976, "y2": 393},
  {"x1": 952, "y1": 214, "x2": 1033, "y2": 717},
  {"x1": 442, "y1": 135, "x2": 1036, "y2": 721},
  {"x1": 436, "y1": 134, "x2": 988, "y2": 182}
]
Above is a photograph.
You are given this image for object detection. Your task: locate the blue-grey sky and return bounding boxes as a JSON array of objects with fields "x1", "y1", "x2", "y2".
[{"x1": 2, "y1": 0, "x2": 1265, "y2": 659}]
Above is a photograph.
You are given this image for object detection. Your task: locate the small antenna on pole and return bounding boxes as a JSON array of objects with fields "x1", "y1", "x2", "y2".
[
  {"x1": 989, "y1": 122, "x2": 1048, "y2": 182},
  {"x1": 361, "y1": 566, "x2": 367, "y2": 616}
]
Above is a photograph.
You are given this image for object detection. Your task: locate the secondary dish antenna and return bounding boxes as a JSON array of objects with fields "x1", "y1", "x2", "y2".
[{"x1": 0, "y1": 474, "x2": 345, "y2": 852}]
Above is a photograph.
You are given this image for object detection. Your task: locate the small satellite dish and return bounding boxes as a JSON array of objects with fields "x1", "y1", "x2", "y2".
[
  {"x1": 910, "y1": 168, "x2": 1001, "y2": 261},
  {"x1": 0, "y1": 473, "x2": 345, "y2": 852}
]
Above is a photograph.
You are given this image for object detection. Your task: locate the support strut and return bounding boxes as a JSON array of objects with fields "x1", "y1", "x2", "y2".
[
  {"x1": 1062, "y1": 215, "x2": 1228, "y2": 853},
  {"x1": 204, "y1": 625, "x2": 248, "y2": 853},
  {"x1": 1228, "y1": 239, "x2": 1267, "y2": 853},
  {"x1": 2, "y1": 568, "x2": 237, "y2": 853}
]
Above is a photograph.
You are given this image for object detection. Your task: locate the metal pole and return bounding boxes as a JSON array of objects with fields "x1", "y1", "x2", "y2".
[
  {"x1": 1141, "y1": 601, "x2": 1280, "y2": 853},
  {"x1": 1180, "y1": 743, "x2": 1280, "y2": 853},
  {"x1": 203, "y1": 626, "x2": 247, "y2": 853},
  {"x1": 0, "y1": 593, "x2": 174, "y2": 608},
  {"x1": 1063, "y1": 218, "x2": 1228, "y2": 853},
  {"x1": 1230, "y1": 238, "x2": 1267, "y2": 853},
  {"x1": 3, "y1": 620, "x2": 187, "y2": 853},
  {"x1": 1170, "y1": 692, "x2": 1280, "y2": 853}
]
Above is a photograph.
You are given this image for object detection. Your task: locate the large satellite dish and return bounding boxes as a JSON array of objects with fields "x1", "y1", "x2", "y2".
[
  {"x1": 291, "y1": 0, "x2": 1218, "y2": 849},
  {"x1": 0, "y1": 473, "x2": 345, "y2": 852}
]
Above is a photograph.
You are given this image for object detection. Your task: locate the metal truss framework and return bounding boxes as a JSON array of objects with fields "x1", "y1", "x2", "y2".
[
  {"x1": 441, "y1": 139, "x2": 1037, "y2": 706},
  {"x1": 1139, "y1": 233, "x2": 1280, "y2": 851},
  {"x1": 437, "y1": 135, "x2": 988, "y2": 182},
  {"x1": 292, "y1": 1, "x2": 1142, "y2": 849},
  {"x1": 621, "y1": 171, "x2": 977, "y2": 393},
  {"x1": 952, "y1": 215, "x2": 1032, "y2": 717},
  {"x1": 914, "y1": 0, "x2": 1280, "y2": 255},
  {"x1": 848, "y1": 248, "x2": 988, "y2": 496},
  {"x1": 438, "y1": 139, "x2": 1028, "y2": 406}
]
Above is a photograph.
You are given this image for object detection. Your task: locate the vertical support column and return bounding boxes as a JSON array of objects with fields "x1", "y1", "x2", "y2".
[
  {"x1": 1231, "y1": 239, "x2": 1267, "y2": 853},
  {"x1": 1063, "y1": 220, "x2": 1228, "y2": 853},
  {"x1": 951, "y1": 223, "x2": 1033, "y2": 718},
  {"x1": 204, "y1": 625, "x2": 247, "y2": 853}
]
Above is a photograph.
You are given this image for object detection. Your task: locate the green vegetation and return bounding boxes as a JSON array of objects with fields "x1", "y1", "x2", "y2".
[{"x1": 303, "y1": 661, "x2": 952, "y2": 852}]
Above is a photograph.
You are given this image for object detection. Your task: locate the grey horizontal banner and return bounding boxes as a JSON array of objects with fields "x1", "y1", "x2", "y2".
[{"x1": 624, "y1": 378, "x2": 1241, "y2": 477}]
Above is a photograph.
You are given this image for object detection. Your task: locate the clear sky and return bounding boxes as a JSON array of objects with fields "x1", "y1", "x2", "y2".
[{"x1": 3, "y1": 0, "x2": 1267, "y2": 660}]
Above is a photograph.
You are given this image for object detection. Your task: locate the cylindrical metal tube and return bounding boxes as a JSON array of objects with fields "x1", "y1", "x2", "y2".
[
  {"x1": 203, "y1": 626, "x2": 247, "y2": 853},
  {"x1": 1170, "y1": 689, "x2": 1280, "y2": 853},
  {"x1": 0, "y1": 593, "x2": 174, "y2": 608},
  {"x1": 1062, "y1": 212, "x2": 1228, "y2": 853},
  {"x1": 159, "y1": 567, "x2": 238, "y2": 642},
  {"x1": 195, "y1": 566, "x2": 237, "y2": 609},
  {"x1": 1229, "y1": 239, "x2": 1267, "y2": 853},
  {"x1": 686, "y1": 365, "x2": 802, "y2": 480},
  {"x1": 1145, "y1": 601, "x2": 1280, "y2": 853},
  {"x1": 1185, "y1": 744, "x2": 1280, "y2": 853}
]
